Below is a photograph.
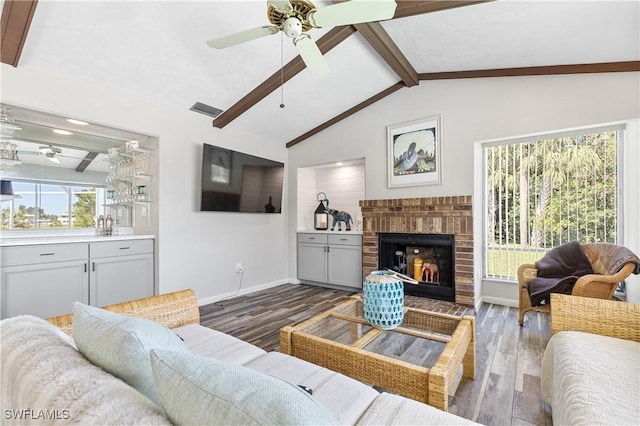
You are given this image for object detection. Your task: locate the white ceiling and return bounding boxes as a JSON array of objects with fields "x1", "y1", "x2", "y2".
[{"x1": 12, "y1": 0, "x2": 640, "y2": 145}]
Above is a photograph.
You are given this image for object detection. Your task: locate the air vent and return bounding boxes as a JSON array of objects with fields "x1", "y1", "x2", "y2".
[{"x1": 190, "y1": 102, "x2": 223, "y2": 118}]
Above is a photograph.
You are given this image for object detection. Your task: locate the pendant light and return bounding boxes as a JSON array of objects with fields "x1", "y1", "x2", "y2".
[{"x1": 314, "y1": 192, "x2": 328, "y2": 230}]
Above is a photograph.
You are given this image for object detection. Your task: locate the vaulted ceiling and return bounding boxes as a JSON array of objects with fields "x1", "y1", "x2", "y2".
[{"x1": 2, "y1": 0, "x2": 639, "y2": 149}]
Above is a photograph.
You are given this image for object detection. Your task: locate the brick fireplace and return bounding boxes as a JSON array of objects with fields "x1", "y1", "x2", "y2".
[{"x1": 359, "y1": 196, "x2": 474, "y2": 306}]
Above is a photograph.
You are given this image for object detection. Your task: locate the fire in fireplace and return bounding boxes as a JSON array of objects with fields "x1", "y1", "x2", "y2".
[{"x1": 378, "y1": 233, "x2": 455, "y2": 302}]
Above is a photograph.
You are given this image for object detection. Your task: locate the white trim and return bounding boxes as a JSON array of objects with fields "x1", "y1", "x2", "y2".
[
  {"x1": 480, "y1": 122, "x2": 626, "y2": 148},
  {"x1": 197, "y1": 278, "x2": 290, "y2": 306},
  {"x1": 479, "y1": 295, "x2": 518, "y2": 308}
]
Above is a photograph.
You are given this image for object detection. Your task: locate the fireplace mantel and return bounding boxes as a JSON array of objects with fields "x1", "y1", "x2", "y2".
[{"x1": 359, "y1": 196, "x2": 473, "y2": 306}]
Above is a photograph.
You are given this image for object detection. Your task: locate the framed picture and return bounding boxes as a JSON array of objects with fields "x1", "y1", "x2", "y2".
[{"x1": 387, "y1": 115, "x2": 442, "y2": 188}]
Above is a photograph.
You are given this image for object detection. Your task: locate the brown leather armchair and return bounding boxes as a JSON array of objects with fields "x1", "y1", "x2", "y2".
[{"x1": 518, "y1": 243, "x2": 638, "y2": 325}]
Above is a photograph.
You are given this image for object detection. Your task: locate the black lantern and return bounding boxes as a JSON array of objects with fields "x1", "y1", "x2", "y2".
[
  {"x1": 0, "y1": 180, "x2": 14, "y2": 195},
  {"x1": 314, "y1": 192, "x2": 328, "y2": 230}
]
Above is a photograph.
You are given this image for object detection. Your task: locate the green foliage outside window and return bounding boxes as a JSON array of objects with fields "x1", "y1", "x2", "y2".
[{"x1": 486, "y1": 131, "x2": 617, "y2": 278}]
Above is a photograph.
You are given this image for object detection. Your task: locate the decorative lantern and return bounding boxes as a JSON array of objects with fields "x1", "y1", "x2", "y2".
[
  {"x1": 363, "y1": 270, "x2": 405, "y2": 331},
  {"x1": 0, "y1": 179, "x2": 14, "y2": 195},
  {"x1": 314, "y1": 192, "x2": 328, "y2": 230}
]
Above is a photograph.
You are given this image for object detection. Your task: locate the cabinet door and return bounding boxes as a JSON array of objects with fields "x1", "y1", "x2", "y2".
[
  {"x1": 1, "y1": 260, "x2": 89, "y2": 319},
  {"x1": 328, "y1": 244, "x2": 363, "y2": 289},
  {"x1": 90, "y1": 253, "x2": 153, "y2": 307},
  {"x1": 297, "y1": 242, "x2": 328, "y2": 283}
]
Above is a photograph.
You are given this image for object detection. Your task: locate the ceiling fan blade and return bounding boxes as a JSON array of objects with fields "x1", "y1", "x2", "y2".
[
  {"x1": 206, "y1": 25, "x2": 279, "y2": 49},
  {"x1": 268, "y1": 0, "x2": 293, "y2": 13},
  {"x1": 310, "y1": 0, "x2": 397, "y2": 28},
  {"x1": 294, "y1": 34, "x2": 329, "y2": 78}
]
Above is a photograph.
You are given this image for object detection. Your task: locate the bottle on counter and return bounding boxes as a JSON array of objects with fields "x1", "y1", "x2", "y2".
[
  {"x1": 105, "y1": 214, "x2": 113, "y2": 237},
  {"x1": 413, "y1": 257, "x2": 424, "y2": 282},
  {"x1": 97, "y1": 215, "x2": 105, "y2": 236}
]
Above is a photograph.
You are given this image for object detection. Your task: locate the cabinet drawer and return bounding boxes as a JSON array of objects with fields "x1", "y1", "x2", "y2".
[
  {"x1": 0, "y1": 243, "x2": 88, "y2": 267},
  {"x1": 90, "y1": 239, "x2": 153, "y2": 258},
  {"x1": 328, "y1": 234, "x2": 362, "y2": 246},
  {"x1": 297, "y1": 233, "x2": 328, "y2": 244}
]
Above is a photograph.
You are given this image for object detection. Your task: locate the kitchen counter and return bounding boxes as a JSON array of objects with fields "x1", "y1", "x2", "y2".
[
  {"x1": 0, "y1": 234, "x2": 155, "y2": 247},
  {"x1": 297, "y1": 229, "x2": 363, "y2": 235}
]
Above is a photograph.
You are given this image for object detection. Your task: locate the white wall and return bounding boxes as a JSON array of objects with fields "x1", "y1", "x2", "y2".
[
  {"x1": 287, "y1": 72, "x2": 640, "y2": 305},
  {"x1": 1, "y1": 64, "x2": 290, "y2": 304},
  {"x1": 296, "y1": 162, "x2": 365, "y2": 231}
]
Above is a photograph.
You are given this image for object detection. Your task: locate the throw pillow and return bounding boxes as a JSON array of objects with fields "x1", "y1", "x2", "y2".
[
  {"x1": 150, "y1": 349, "x2": 337, "y2": 426},
  {"x1": 72, "y1": 302, "x2": 190, "y2": 404}
]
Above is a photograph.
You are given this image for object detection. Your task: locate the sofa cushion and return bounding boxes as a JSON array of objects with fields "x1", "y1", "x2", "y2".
[
  {"x1": 244, "y1": 351, "x2": 379, "y2": 424},
  {"x1": 72, "y1": 302, "x2": 190, "y2": 404},
  {"x1": 355, "y1": 392, "x2": 479, "y2": 425},
  {"x1": 0, "y1": 315, "x2": 171, "y2": 425},
  {"x1": 150, "y1": 349, "x2": 338, "y2": 426},
  {"x1": 541, "y1": 331, "x2": 640, "y2": 425},
  {"x1": 173, "y1": 323, "x2": 266, "y2": 364}
]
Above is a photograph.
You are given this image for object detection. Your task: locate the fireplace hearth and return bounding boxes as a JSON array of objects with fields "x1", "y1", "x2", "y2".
[{"x1": 378, "y1": 233, "x2": 455, "y2": 302}]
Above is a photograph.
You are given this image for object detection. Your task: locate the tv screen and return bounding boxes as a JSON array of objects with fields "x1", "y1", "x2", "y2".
[{"x1": 200, "y1": 143, "x2": 284, "y2": 213}]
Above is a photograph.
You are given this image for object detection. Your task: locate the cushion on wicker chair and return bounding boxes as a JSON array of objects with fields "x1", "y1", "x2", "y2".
[{"x1": 527, "y1": 241, "x2": 593, "y2": 306}]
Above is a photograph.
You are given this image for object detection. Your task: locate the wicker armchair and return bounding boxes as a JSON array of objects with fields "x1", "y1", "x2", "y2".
[{"x1": 518, "y1": 243, "x2": 637, "y2": 325}]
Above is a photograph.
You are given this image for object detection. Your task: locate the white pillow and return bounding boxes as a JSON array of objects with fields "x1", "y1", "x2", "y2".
[
  {"x1": 72, "y1": 302, "x2": 190, "y2": 404},
  {"x1": 150, "y1": 349, "x2": 338, "y2": 425}
]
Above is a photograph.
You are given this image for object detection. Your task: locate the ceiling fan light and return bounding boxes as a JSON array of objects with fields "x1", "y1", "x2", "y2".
[
  {"x1": 47, "y1": 154, "x2": 61, "y2": 164},
  {"x1": 283, "y1": 17, "x2": 303, "y2": 39}
]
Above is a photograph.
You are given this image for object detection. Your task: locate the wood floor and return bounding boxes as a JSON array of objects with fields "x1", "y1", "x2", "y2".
[{"x1": 199, "y1": 283, "x2": 553, "y2": 426}]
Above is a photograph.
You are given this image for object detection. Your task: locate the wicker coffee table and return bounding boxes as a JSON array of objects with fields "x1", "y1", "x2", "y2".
[{"x1": 280, "y1": 296, "x2": 475, "y2": 411}]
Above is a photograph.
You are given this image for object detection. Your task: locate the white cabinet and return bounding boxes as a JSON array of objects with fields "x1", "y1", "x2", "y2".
[
  {"x1": 89, "y1": 239, "x2": 154, "y2": 307},
  {"x1": 0, "y1": 238, "x2": 154, "y2": 319},
  {"x1": 0, "y1": 243, "x2": 89, "y2": 319},
  {"x1": 297, "y1": 233, "x2": 362, "y2": 289}
]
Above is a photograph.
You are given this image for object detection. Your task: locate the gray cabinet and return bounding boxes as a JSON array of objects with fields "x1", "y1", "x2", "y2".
[
  {"x1": 0, "y1": 238, "x2": 154, "y2": 319},
  {"x1": 297, "y1": 233, "x2": 362, "y2": 289}
]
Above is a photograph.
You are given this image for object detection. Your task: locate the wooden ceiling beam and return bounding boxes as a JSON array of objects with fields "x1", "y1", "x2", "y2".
[
  {"x1": 286, "y1": 61, "x2": 639, "y2": 148},
  {"x1": 213, "y1": 25, "x2": 357, "y2": 129},
  {"x1": 286, "y1": 82, "x2": 405, "y2": 148},
  {"x1": 75, "y1": 151, "x2": 99, "y2": 173},
  {"x1": 353, "y1": 22, "x2": 418, "y2": 87},
  {"x1": 1, "y1": 0, "x2": 38, "y2": 67},
  {"x1": 215, "y1": 1, "x2": 492, "y2": 129},
  {"x1": 418, "y1": 61, "x2": 640, "y2": 80},
  {"x1": 393, "y1": 0, "x2": 494, "y2": 19}
]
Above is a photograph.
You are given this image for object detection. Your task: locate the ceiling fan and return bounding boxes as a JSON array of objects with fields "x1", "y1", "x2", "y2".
[
  {"x1": 39, "y1": 145, "x2": 63, "y2": 163},
  {"x1": 17, "y1": 145, "x2": 65, "y2": 164},
  {"x1": 206, "y1": 0, "x2": 397, "y2": 78}
]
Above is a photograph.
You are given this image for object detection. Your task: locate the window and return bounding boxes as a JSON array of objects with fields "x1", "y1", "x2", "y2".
[
  {"x1": 484, "y1": 125, "x2": 622, "y2": 279},
  {"x1": 0, "y1": 180, "x2": 103, "y2": 230}
]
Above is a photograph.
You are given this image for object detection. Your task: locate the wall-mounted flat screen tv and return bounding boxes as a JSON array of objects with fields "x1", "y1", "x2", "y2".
[{"x1": 200, "y1": 143, "x2": 284, "y2": 213}]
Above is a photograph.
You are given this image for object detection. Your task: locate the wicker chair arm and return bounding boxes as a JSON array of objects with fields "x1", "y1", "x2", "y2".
[
  {"x1": 517, "y1": 263, "x2": 538, "y2": 287},
  {"x1": 572, "y1": 263, "x2": 635, "y2": 297},
  {"x1": 550, "y1": 293, "x2": 640, "y2": 342}
]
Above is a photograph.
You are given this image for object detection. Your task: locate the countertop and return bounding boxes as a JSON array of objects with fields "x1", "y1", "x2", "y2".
[
  {"x1": 297, "y1": 229, "x2": 363, "y2": 235},
  {"x1": 0, "y1": 234, "x2": 155, "y2": 247}
]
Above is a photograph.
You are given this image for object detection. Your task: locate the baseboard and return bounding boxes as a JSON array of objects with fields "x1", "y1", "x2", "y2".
[
  {"x1": 197, "y1": 278, "x2": 290, "y2": 306},
  {"x1": 479, "y1": 295, "x2": 518, "y2": 308}
]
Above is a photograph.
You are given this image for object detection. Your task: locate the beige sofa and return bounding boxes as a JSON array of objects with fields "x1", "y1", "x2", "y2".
[
  {"x1": 1, "y1": 289, "x2": 477, "y2": 425},
  {"x1": 541, "y1": 294, "x2": 640, "y2": 425}
]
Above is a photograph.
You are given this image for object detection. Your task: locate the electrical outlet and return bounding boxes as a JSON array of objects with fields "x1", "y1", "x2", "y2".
[{"x1": 235, "y1": 263, "x2": 243, "y2": 273}]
